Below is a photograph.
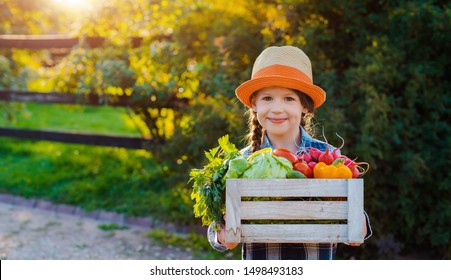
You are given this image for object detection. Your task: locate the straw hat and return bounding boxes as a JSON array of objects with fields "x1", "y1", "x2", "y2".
[{"x1": 235, "y1": 46, "x2": 326, "y2": 109}]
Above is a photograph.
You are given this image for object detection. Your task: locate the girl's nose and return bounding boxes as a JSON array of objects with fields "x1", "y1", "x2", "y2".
[{"x1": 270, "y1": 99, "x2": 284, "y2": 113}]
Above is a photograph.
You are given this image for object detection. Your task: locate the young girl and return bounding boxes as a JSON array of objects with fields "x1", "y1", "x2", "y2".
[{"x1": 207, "y1": 46, "x2": 372, "y2": 260}]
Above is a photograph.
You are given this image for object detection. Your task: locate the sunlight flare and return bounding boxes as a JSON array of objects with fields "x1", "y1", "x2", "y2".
[{"x1": 51, "y1": 0, "x2": 94, "y2": 11}]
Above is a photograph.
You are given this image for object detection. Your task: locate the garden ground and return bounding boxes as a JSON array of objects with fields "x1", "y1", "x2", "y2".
[{"x1": 0, "y1": 196, "x2": 197, "y2": 260}]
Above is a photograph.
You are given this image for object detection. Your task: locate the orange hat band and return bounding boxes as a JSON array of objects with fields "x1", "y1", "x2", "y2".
[{"x1": 252, "y1": 64, "x2": 313, "y2": 85}]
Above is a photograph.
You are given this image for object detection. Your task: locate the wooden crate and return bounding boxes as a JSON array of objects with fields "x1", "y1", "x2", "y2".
[{"x1": 225, "y1": 179, "x2": 364, "y2": 244}]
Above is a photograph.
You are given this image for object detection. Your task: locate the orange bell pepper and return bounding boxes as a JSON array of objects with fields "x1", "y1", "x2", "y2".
[
  {"x1": 335, "y1": 163, "x2": 353, "y2": 179},
  {"x1": 313, "y1": 162, "x2": 336, "y2": 178},
  {"x1": 313, "y1": 161, "x2": 353, "y2": 179}
]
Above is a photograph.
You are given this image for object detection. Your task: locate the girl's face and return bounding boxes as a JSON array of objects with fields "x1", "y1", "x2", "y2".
[{"x1": 252, "y1": 86, "x2": 307, "y2": 142}]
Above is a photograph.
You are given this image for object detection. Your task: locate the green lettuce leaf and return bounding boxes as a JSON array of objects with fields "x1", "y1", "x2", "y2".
[
  {"x1": 225, "y1": 156, "x2": 250, "y2": 178},
  {"x1": 242, "y1": 148, "x2": 293, "y2": 179}
]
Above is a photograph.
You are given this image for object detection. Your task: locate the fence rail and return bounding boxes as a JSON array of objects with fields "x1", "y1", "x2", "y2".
[
  {"x1": 0, "y1": 89, "x2": 132, "y2": 107},
  {"x1": 0, "y1": 34, "x2": 143, "y2": 49},
  {"x1": 0, "y1": 127, "x2": 157, "y2": 150},
  {"x1": 0, "y1": 90, "x2": 173, "y2": 149},
  {"x1": 0, "y1": 89, "x2": 189, "y2": 107}
]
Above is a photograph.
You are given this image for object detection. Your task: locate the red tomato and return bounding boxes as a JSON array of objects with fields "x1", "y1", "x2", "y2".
[
  {"x1": 272, "y1": 148, "x2": 298, "y2": 164},
  {"x1": 293, "y1": 162, "x2": 313, "y2": 178}
]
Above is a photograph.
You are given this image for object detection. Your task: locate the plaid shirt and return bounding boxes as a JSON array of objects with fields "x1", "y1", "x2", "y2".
[{"x1": 208, "y1": 127, "x2": 373, "y2": 260}]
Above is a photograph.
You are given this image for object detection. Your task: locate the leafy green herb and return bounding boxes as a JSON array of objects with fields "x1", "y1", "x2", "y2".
[{"x1": 189, "y1": 135, "x2": 241, "y2": 231}]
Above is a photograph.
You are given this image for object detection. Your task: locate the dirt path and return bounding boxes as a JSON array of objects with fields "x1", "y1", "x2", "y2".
[{"x1": 0, "y1": 200, "x2": 195, "y2": 260}]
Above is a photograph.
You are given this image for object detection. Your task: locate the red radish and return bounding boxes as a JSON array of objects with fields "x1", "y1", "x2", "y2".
[
  {"x1": 351, "y1": 162, "x2": 370, "y2": 178},
  {"x1": 318, "y1": 127, "x2": 334, "y2": 165},
  {"x1": 307, "y1": 161, "x2": 317, "y2": 169},
  {"x1": 351, "y1": 166, "x2": 361, "y2": 178},
  {"x1": 318, "y1": 148, "x2": 334, "y2": 165},
  {"x1": 332, "y1": 133, "x2": 345, "y2": 160},
  {"x1": 297, "y1": 153, "x2": 304, "y2": 162},
  {"x1": 356, "y1": 162, "x2": 370, "y2": 175},
  {"x1": 301, "y1": 154, "x2": 312, "y2": 162},
  {"x1": 308, "y1": 148, "x2": 322, "y2": 161},
  {"x1": 341, "y1": 156, "x2": 356, "y2": 168}
]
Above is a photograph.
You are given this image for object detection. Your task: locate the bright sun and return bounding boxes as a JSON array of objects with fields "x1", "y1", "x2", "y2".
[{"x1": 52, "y1": 0, "x2": 93, "y2": 10}]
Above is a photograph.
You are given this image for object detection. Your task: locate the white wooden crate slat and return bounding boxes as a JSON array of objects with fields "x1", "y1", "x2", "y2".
[
  {"x1": 241, "y1": 201, "x2": 348, "y2": 220},
  {"x1": 238, "y1": 179, "x2": 348, "y2": 197},
  {"x1": 241, "y1": 224, "x2": 348, "y2": 243}
]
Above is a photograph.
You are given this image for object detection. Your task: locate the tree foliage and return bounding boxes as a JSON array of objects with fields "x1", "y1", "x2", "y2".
[{"x1": 1, "y1": 0, "x2": 449, "y2": 259}]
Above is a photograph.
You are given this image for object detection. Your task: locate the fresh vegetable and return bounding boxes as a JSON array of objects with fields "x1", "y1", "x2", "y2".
[
  {"x1": 350, "y1": 161, "x2": 370, "y2": 178},
  {"x1": 307, "y1": 161, "x2": 317, "y2": 170},
  {"x1": 308, "y1": 148, "x2": 322, "y2": 162},
  {"x1": 298, "y1": 153, "x2": 312, "y2": 163},
  {"x1": 317, "y1": 128, "x2": 334, "y2": 165},
  {"x1": 351, "y1": 166, "x2": 361, "y2": 178},
  {"x1": 225, "y1": 156, "x2": 250, "y2": 178},
  {"x1": 313, "y1": 162, "x2": 337, "y2": 178},
  {"x1": 293, "y1": 161, "x2": 313, "y2": 178},
  {"x1": 313, "y1": 159, "x2": 353, "y2": 179},
  {"x1": 189, "y1": 135, "x2": 241, "y2": 231},
  {"x1": 242, "y1": 148, "x2": 293, "y2": 179},
  {"x1": 286, "y1": 170, "x2": 307, "y2": 178},
  {"x1": 271, "y1": 131, "x2": 370, "y2": 179},
  {"x1": 336, "y1": 164, "x2": 353, "y2": 178},
  {"x1": 272, "y1": 148, "x2": 298, "y2": 164}
]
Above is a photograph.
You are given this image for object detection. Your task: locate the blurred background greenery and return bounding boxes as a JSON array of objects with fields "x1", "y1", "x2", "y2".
[{"x1": 0, "y1": 0, "x2": 449, "y2": 259}]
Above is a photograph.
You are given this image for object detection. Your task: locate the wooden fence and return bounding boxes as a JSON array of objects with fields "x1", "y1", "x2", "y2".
[
  {"x1": 0, "y1": 34, "x2": 144, "y2": 49},
  {"x1": 0, "y1": 35, "x2": 171, "y2": 150},
  {"x1": 0, "y1": 90, "x2": 161, "y2": 150}
]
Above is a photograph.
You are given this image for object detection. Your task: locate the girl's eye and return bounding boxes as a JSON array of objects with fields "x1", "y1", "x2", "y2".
[
  {"x1": 285, "y1": 96, "x2": 296, "y2": 101},
  {"x1": 262, "y1": 96, "x2": 272, "y2": 101}
]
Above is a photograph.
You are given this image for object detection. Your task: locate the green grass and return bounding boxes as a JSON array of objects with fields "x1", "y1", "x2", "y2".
[
  {"x1": 0, "y1": 101, "x2": 146, "y2": 136},
  {"x1": 0, "y1": 101, "x2": 191, "y2": 221},
  {"x1": 97, "y1": 223, "x2": 129, "y2": 231},
  {"x1": 0, "y1": 138, "x2": 171, "y2": 216}
]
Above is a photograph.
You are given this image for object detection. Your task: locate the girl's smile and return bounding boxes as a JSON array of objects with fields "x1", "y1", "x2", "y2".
[{"x1": 268, "y1": 117, "x2": 288, "y2": 123}]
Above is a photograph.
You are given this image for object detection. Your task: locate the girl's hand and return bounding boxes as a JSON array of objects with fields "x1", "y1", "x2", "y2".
[
  {"x1": 345, "y1": 242, "x2": 363, "y2": 246},
  {"x1": 217, "y1": 214, "x2": 239, "y2": 249},
  {"x1": 217, "y1": 227, "x2": 239, "y2": 249},
  {"x1": 345, "y1": 214, "x2": 368, "y2": 246}
]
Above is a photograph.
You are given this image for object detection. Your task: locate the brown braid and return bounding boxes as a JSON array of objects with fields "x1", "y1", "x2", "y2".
[
  {"x1": 297, "y1": 90, "x2": 315, "y2": 136},
  {"x1": 246, "y1": 109, "x2": 264, "y2": 153}
]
